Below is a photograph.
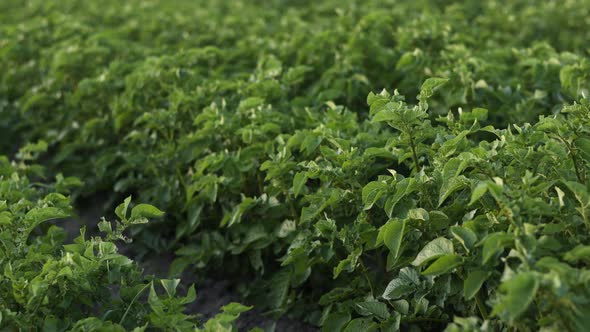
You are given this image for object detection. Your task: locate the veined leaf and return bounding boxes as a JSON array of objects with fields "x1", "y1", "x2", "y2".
[
  {"x1": 412, "y1": 237, "x2": 454, "y2": 266},
  {"x1": 421, "y1": 254, "x2": 462, "y2": 276},
  {"x1": 362, "y1": 181, "x2": 388, "y2": 210},
  {"x1": 131, "y1": 204, "x2": 165, "y2": 220},
  {"x1": 380, "y1": 219, "x2": 405, "y2": 261}
]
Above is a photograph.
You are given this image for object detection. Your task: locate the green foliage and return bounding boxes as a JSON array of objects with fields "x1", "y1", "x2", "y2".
[
  {"x1": 2, "y1": 0, "x2": 590, "y2": 331},
  {"x1": 0, "y1": 156, "x2": 248, "y2": 330}
]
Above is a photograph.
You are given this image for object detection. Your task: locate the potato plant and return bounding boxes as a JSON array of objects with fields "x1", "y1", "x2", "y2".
[
  {"x1": 0, "y1": 150, "x2": 250, "y2": 331},
  {"x1": 2, "y1": 0, "x2": 590, "y2": 331}
]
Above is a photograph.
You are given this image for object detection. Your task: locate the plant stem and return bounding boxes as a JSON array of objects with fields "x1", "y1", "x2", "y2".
[
  {"x1": 407, "y1": 132, "x2": 420, "y2": 172},
  {"x1": 475, "y1": 290, "x2": 489, "y2": 320},
  {"x1": 120, "y1": 282, "x2": 151, "y2": 326},
  {"x1": 553, "y1": 133, "x2": 585, "y2": 183},
  {"x1": 359, "y1": 258, "x2": 375, "y2": 296}
]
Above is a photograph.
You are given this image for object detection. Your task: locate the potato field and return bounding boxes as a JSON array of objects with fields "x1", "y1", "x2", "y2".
[{"x1": 2, "y1": 0, "x2": 590, "y2": 331}]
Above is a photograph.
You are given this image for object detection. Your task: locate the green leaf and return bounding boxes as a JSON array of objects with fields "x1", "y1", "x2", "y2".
[
  {"x1": 343, "y1": 318, "x2": 374, "y2": 332},
  {"x1": 419, "y1": 77, "x2": 449, "y2": 100},
  {"x1": 322, "y1": 312, "x2": 350, "y2": 332},
  {"x1": 564, "y1": 181, "x2": 590, "y2": 207},
  {"x1": 147, "y1": 282, "x2": 163, "y2": 315},
  {"x1": 181, "y1": 285, "x2": 197, "y2": 305},
  {"x1": 564, "y1": 245, "x2": 590, "y2": 263},
  {"x1": 238, "y1": 97, "x2": 265, "y2": 111},
  {"x1": 222, "y1": 197, "x2": 257, "y2": 227},
  {"x1": 463, "y1": 270, "x2": 489, "y2": 300},
  {"x1": 24, "y1": 207, "x2": 69, "y2": 229},
  {"x1": 220, "y1": 302, "x2": 252, "y2": 316},
  {"x1": 412, "y1": 237, "x2": 454, "y2": 266},
  {"x1": 371, "y1": 102, "x2": 403, "y2": 123},
  {"x1": 355, "y1": 301, "x2": 390, "y2": 320},
  {"x1": 576, "y1": 137, "x2": 590, "y2": 160},
  {"x1": 381, "y1": 312, "x2": 401, "y2": 332},
  {"x1": 385, "y1": 286, "x2": 414, "y2": 307},
  {"x1": 267, "y1": 269, "x2": 291, "y2": 309},
  {"x1": 407, "y1": 208, "x2": 429, "y2": 221},
  {"x1": 115, "y1": 196, "x2": 132, "y2": 220},
  {"x1": 469, "y1": 182, "x2": 488, "y2": 205},
  {"x1": 362, "y1": 181, "x2": 388, "y2": 210},
  {"x1": 301, "y1": 134, "x2": 322, "y2": 155},
  {"x1": 492, "y1": 272, "x2": 539, "y2": 322},
  {"x1": 333, "y1": 247, "x2": 362, "y2": 278},
  {"x1": 439, "y1": 176, "x2": 470, "y2": 207},
  {"x1": 472, "y1": 108, "x2": 488, "y2": 121},
  {"x1": 382, "y1": 268, "x2": 419, "y2": 300},
  {"x1": 421, "y1": 254, "x2": 462, "y2": 276},
  {"x1": 450, "y1": 226, "x2": 477, "y2": 252},
  {"x1": 381, "y1": 219, "x2": 405, "y2": 260},
  {"x1": 385, "y1": 178, "x2": 417, "y2": 217},
  {"x1": 293, "y1": 172, "x2": 308, "y2": 197},
  {"x1": 131, "y1": 204, "x2": 165, "y2": 220},
  {"x1": 159, "y1": 279, "x2": 180, "y2": 297},
  {"x1": 480, "y1": 232, "x2": 512, "y2": 264}
]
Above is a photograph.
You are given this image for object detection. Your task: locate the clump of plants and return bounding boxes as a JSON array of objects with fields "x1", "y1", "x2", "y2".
[{"x1": 0, "y1": 147, "x2": 250, "y2": 331}]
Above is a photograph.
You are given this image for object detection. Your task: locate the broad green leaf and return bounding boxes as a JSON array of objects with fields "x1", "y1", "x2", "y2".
[
  {"x1": 439, "y1": 176, "x2": 470, "y2": 207},
  {"x1": 383, "y1": 268, "x2": 419, "y2": 300},
  {"x1": 362, "y1": 181, "x2": 388, "y2": 210},
  {"x1": 385, "y1": 178, "x2": 417, "y2": 217},
  {"x1": 564, "y1": 181, "x2": 590, "y2": 207},
  {"x1": 371, "y1": 102, "x2": 403, "y2": 123},
  {"x1": 421, "y1": 254, "x2": 462, "y2": 276},
  {"x1": 322, "y1": 312, "x2": 350, "y2": 332},
  {"x1": 381, "y1": 312, "x2": 401, "y2": 332},
  {"x1": 450, "y1": 226, "x2": 477, "y2": 252},
  {"x1": 381, "y1": 219, "x2": 405, "y2": 260},
  {"x1": 469, "y1": 182, "x2": 488, "y2": 205},
  {"x1": 238, "y1": 97, "x2": 265, "y2": 111},
  {"x1": 480, "y1": 232, "x2": 512, "y2": 264},
  {"x1": 115, "y1": 196, "x2": 132, "y2": 220},
  {"x1": 131, "y1": 204, "x2": 165, "y2": 220},
  {"x1": 463, "y1": 270, "x2": 489, "y2": 300},
  {"x1": 181, "y1": 285, "x2": 197, "y2": 305},
  {"x1": 472, "y1": 107, "x2": 488, "y2": 121},
  {"x1": 301, "y1": 134, "x2": 322, "y2": 155},
  {"x1": 293, "y1": 172, "x2": 308, "y2": 197},
  {"x1": 576, "y1": 137, "x2": 590, "y2": 160},
  {"x1": 343, "y1": 318, "x2": 374, "y2": 332},
  {"x1": 564, "y1": 245, "x2": 590, "y2": 263},
  {"x1": 412, "y1": 237, "x2": 454, "y2": 266},
  {"x1": 355, "y1": 301, "x2": 390, "y2": 320},
  {"x1": 492, "y1": 272, "x2": 539, "y2": 322},
  {"x1": 419, "y1": 77, "x2": 449, "y2": 100},
  {"x1": 407, "y1": 208, "x2": 429, "y2": 221},
  {"x1": 147, "y1": 282, "x2": 163, "y2": 314},
  {"x1": 382, "y1": 278, "x2": 415, "y2": 300},
  {"x1": 24, "y1": 207, "x2": 69, "y2": 230},
  {"x1": 0, "y1": 211, "x2": 12, "y2": 226},
  {"x1": 267, "y1": 270, "x2": 291, "y2": 309}
]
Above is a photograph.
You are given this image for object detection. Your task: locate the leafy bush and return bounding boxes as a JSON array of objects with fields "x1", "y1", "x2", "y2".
[{"x1": 2, "y1": 0, "x2": 590, "y2": 331}]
